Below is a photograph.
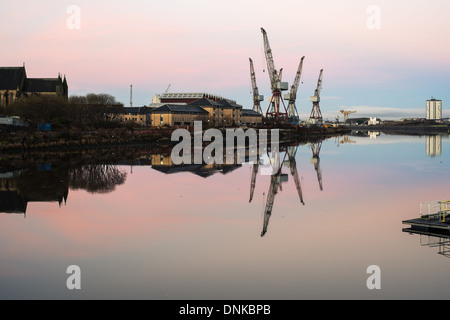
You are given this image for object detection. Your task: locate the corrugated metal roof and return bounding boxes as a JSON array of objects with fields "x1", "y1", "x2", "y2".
[
  {"x1": 188, "y1": 97, "x2": 223, "y2": 107},
  {"x1": 160, "y1": 92, "x2": 237, "y2": 104},
  {"x1": 161, "y1": 92, "x2": 206, "y2": 99},
  {"x1": 152, "y1": 104, "x2": 208, "y2": 114},
  {"x1": 242, "y1": 109, "x2": 263, "y2": 116},
  {"x1": 217, "y1": 99, "x2": 243, "y2": 109}
]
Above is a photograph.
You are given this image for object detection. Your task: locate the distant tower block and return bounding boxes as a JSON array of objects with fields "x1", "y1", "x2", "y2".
[{"x1": 426, "y1": 97, "x2": 442, "y2": 120}]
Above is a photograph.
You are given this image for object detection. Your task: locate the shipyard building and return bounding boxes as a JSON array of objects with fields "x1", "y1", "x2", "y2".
[{"x1": 141, "y1": 92, "x2": 262, "y2": 127}]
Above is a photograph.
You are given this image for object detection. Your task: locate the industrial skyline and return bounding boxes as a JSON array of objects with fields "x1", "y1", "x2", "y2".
[{"x1": 2, "y1": 0, "x2": 449, "y2": 119}]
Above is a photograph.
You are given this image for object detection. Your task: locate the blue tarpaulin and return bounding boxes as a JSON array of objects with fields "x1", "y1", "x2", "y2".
[{"x1": 37, "y1": 123, "x2": 51, "y2": 131}]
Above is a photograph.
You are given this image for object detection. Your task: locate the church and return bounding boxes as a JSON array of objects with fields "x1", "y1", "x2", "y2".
[{"x1": 0, "y1": 64, "x2": 68, "y2": 107}]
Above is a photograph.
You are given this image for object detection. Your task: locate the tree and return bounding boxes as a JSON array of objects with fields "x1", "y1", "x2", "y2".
[
  {"x1": 6, "y1": 95, "x2": 69, "y2": 127},
  {"x1": 68, "y1": 164, "x2": 127, "y2": 194},
  {"x1": 68, "y1": 93, "x2": 124, "y2": 127}
]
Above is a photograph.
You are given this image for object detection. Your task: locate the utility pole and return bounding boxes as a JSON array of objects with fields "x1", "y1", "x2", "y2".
[{"x1": 130, "y1": 85, "x2": 133, "y2": 107}]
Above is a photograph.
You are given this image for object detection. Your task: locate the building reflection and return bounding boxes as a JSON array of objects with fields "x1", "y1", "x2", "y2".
[
  {"x1": 0, "y1": 163, "x2": 127, "y2": 215},
  {"x1": 426, "y1": 135, "x2": 442, "y2": 157},
  {"x1": 150, "y1": 153, "x2": 241, "y2": 178},
  {"x1": 1, "y1": 138, "x2": 327, "y2": 237},
  {"x1": 0, "y1": 165, "x2": 68, "y2": 215}
]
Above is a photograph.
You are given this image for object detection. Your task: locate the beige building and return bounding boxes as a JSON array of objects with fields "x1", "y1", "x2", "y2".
[
  {"x1": 241, "y1": 109, "x2": 263, "y2": 125},
  {"x1": 189, "y1": 97, "x2": 243, "y2": 127},
  {"x1": 149, "y1": 93, "x2": 261, "y2": 127},
  {"x1": 150, "y1": 104, "x2": 209, "y2": 127},
  {"x1": 116, "y1": 107, "x2": 153, "y2": 126}
]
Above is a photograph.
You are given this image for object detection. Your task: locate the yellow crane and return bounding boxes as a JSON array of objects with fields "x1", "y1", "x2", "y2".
[{"x1": 340, "y1": 110, "x2": 356, "y2": 122}]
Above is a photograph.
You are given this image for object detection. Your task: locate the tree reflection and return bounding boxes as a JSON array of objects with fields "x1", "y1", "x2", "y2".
[{"x1": 69, "y1": 164, "x2": 127, "y2": 194}]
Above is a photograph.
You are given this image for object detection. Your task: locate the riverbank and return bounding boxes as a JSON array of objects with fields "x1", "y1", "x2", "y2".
[
  {"x1": 346, "y1": 119, "x2": 450, "y2": 135},
  {"x1": 0, "y1": 124, "x2": 351, "y2": 153}
]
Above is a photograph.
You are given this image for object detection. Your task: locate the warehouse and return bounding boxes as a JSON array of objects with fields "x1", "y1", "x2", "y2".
[
  {"x1": 189, "y1": 97, "x2": 243, "y2": 127},
  {"x1": 150, "y1": 104, "x2": 209, "y2": 127},
  {"x1": 241, "y1": 109, "x2": 263, "y2": 125}
]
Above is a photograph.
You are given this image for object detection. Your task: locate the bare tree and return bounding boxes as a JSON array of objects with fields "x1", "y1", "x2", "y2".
[{"x1": 68, "y1": 164, "x2": 127, "y2": 194}]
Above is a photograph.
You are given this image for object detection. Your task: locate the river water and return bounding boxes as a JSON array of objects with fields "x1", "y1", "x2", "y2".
[{"x1": 1, "y1": 132, "x2": 449, "y2": 300}]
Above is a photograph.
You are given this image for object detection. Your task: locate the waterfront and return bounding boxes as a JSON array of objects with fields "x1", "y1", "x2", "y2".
[{"x1": 1, "y1": 132, "x2": 449, "y2": 299}]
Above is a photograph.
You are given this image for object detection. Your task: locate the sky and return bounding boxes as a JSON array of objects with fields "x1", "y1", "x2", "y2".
[{"x1": 1, "y1": 0, "x2": 450, "y2": 120}]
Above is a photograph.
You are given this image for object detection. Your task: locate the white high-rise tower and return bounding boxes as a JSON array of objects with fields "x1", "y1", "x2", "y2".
[{"x1": 426, "y1": 97, "x2": 442, "y2": 120}]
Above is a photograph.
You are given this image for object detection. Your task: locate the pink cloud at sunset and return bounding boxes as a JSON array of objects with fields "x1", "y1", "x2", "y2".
[{"x1": 1, "y1": 0, "x2": 449, "y2": 110}]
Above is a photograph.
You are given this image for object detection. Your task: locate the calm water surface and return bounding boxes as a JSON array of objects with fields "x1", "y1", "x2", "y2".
[{"x1": 1, "y1": 132, "x2": 449, "y2": 299}]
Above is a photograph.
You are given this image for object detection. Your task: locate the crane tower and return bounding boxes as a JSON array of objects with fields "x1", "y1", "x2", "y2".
[
  {"x1": 249, "y1": 58, "x2": 264, "y2": 114},
  {"x1": 339, "y1": 110, "x2": 356, "y2": 122},
  {"x1": 261, "y1": 27, "x2": 289, "y2": 121},
  {"x1": 309, "y1": 69, "x2": 323, "y2": 123},
  {"x1": 284, "y1": 56, "x2": 305, "y2": 124}
]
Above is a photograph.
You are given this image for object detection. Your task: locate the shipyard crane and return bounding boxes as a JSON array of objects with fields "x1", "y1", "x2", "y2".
[
  {"x1": 340, "y1": 136, "x2": 356, "y2": 144},
  {"x1": 261, "y1": 27, "x2": 289, "y2": 121},
  {"x1": 339, "y1": 110, "x2": 356, "y2": 122},
  {"x1": 284, "y1": 145, "x2": 305, "y2": 205},
  {"x1": 249, "y1": 58, "x2": 264, "y2": 114},
  {"x1": 284, "y1": 56, "x2": 305, "y2": 124},
  {"x1": 261, "y1": 171, "x2": 289, "y2": 237},
  {"x1": 261, "y1": 172, "x2": 282, "y2": 237},
  {"x1": 310, "y1": 141, "x2": 323, "y2": 191},
  {"x1": 249, "y1": 160, "x2": 259, "y2": 203},
  {"x1": 310, "y1": 69, "x2": 323, "y2": 123},
  {"x1": 260, "y1": 147, "x2": 288, "y2": 237}
]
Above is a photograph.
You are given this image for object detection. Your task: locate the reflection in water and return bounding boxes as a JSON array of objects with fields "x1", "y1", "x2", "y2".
[
  {"x1": 69, "y1": 164, "x2": 127, "y2": 194},
  {"x1": 151, "y1": 154, "x2": 241, "y2": 178},
  {"x1": 426, "y1": 135, "x2": 442, "y2": 157},
  {"x1": 310, "y1": 141, "x2": 323, "y2": 191},
  {"x1": 339, "y1": 131, "x2": 445, "y2": 159},
  {"x1": 339, "y1": 136, "x2": 357, "y2": 144},
  {"x1": 0, "y1": 163, "x2": 127, "y2": 214},
  {"x1": 260, "y1": 144, "x2": 306, "y2": 237},
  {"x1": 1, "y1": 132, "x2": 450, "y2": 299},
  {"x1": 0, "y1": 137, "x2": 322, "y2": 237},
  {"x1": 403, "y1": 228, "x2": 450, "y2": 259},
  {"x1": 0, "y1": 166, "x2": 68, "y2": 214}
]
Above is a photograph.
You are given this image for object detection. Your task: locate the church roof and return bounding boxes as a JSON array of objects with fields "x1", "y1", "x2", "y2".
[
  {"x1": 0, "y1": 67, "x2": 27, "y2": 90},
  {"x1": 24, "y1": 78, "x2": 61, "y2": 93}
]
